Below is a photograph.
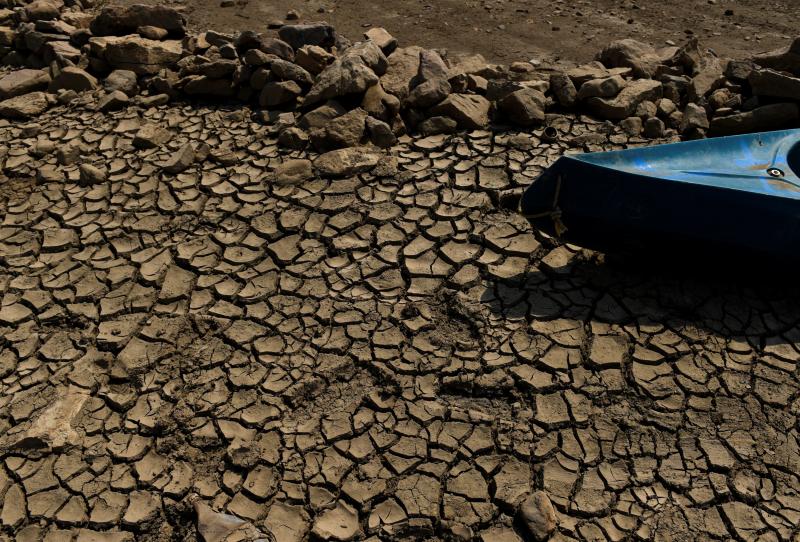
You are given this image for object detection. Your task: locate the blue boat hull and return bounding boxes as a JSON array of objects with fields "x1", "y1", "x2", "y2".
[{"x1": 521, "y1": 129, "x2": 800, "y2": 259}]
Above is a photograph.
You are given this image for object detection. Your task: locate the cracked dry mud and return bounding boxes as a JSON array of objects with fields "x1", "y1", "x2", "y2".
[{"x1": 1, "y1": 98, "x2": 800, "y2": 542}]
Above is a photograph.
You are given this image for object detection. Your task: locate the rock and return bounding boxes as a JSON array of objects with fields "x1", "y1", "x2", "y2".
[
  {"x1": 300, "y1": 101, "x2": 347, "y2": 129},
  {"x1": 431, "y1": 94, "x2": 491, "y2": 129},
  {"x1": 138, "y1": 25, "x2": 168, "y2": 41},
  {"x1": 305, "y1": 59, "x2": 378, "y2": 105},
  {"x1": 259, "y1": 80, "x2": 302, "y2": 107},
  {"x1": 97, "y1": 90, "x2": 129, "y2": 111},
  {"x1": 709, "y1": 103, "x2": 800, "y2": 136},
  {"x1": 105, "y1": 69, "x2": 139, "y2": 96},
  {"x1": 365, "y1": 27, "x2": 397, "y2": 54},
  {"x1": 749, "y1": 68, "x2": 800, "y2": 100},
  {"x1": 0, "y1": 69, "x2": 51, "y2": 99},
  {"x1": 195, "y1": 502, "x2": 268, "y2": 542},
  {"x1": 586, "y1": 79, "x2": 662, "y2": 120},
  {"x1": 140, "y1": 93, "x2": 170, "y2": 107},
  {"x1": 406, "y1": 49, "x2": 451, "y2": 108},
  {"x1": 133, "y1": 124, "x2": 173, "y2": 149},
  {"x1": 90, "y1": 5, "x2": 187, "y2": 37},
  {"x1": 48, "y1": 67, "x2": 98, "y2": 93},
  {"x1": 567, "y1": 61, "x2": 631, "y2": 86},
  {"x1": 310, "y1": 108, "x2": 368, "y2": 151},
  {"x1": 708, "y1": 88, "x2": 741, "y2": 111},
  {"x1": 362, "y1": 82, "x2": 401, "y2": 122},
  {"x1": 657, "y1": 98, "x2": 678, "y2": 117},
  {"x1": 419, "y1": 115, "x2": 457, "y2": 135},
  {"x1": 635, "y1": 100, "x2": 658, "y2": 119},
  {"x1": 256, "y1": 37, "x2": 295, "y2": 61},
  {"x1": 498, "y1": 88, "x2": 546, "y2": 126},
  {"x1": 25, "y1": 0, "x2": 61, "y2": 22},
  {"x1": 549, "y1": 72, "x2": 577, "y2": 108},
  {"x1": 0, "y1": 91, "x2": 49, "y2": 119},
  {"x1": 382, "y1": 46, "x2": 423, "y2": 100},
  {"x1": 643, "y1": 117, "x2": 666, "y2": 138},
  {"x1": 273, "y1": 159, "x2": 314, "y2": 186},
  {"x1": 596, "y1": 38, "x2": 677, "y2": 78},
  {"x1": 688, "y1": 56, "x2": 724, "y2": 101},
  {"x1": 480, "y1": 527, "x2": 523, "y2": 542},
  {"x1": 311, "y1": 501, "x2": 361, "y2": 541},
  {"x1": 295, "y1": 45, "x2": 335, "y2": 74},
  {"x1": 518, "y1": 491, "x2": 557, "y2": 542},
  {"x1": 681, "y1": 103, "x2": 709, "y2": 132},
  {"x1": 278, "y1": 23, "x2": 336, "y2": 50},
  {"x1": 4, "y1": 386, "x2": 89, "y2": 451},
  {"x1": 278, "y1": 126, "x2": 309, "y2": 149},
  {"x1": 79, "y1": 164, "x2": 107, "y2": 186},
  {"x1": 270, "y1": 58, "x2": 314, "y2": 86},
  {"x1": 162, "y1": 143, "x2": 196, "y2": 173},
  {"x1": 366, "y1": 116, "x2": 397, "y2": 147},
  {"x1": 577, "y1": 74, "x2": 626, "y2": 100},
  {"x1": 93, "y1": 36, "x2": 183, "y2": 75},
  {"x1": 315, "y1": 147, "x2": 381, "y2": 177},
  {"x1": 198, "y1": 60, "x2": 238, "y2": 79},
  {"x1": 184, "y1": 76, "x2": 236, "y2": 97},
  {"x1": 620, "y1": 116, "x2": 643, "y2": 136},
  {"x1": 753, "y1": 37, "x2": 800, "y2": 77},
  {"x1": 725, "y1": 59, "x2": 756, "y2": 82}
]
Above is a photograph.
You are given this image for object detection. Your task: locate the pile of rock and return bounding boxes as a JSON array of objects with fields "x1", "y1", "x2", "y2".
[{"x1": 0, "y1": 2, "x2": 799, "y2": 147}]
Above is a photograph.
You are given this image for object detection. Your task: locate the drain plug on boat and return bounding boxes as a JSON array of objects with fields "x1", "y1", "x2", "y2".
[{"x1": 767, "y1": 168, "x2": 784, "y2": 177}]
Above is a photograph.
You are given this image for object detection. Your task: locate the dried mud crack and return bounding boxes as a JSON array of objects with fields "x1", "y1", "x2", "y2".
[{"x1": 0, "y1": 2, "x2": 800, "y2": 542}]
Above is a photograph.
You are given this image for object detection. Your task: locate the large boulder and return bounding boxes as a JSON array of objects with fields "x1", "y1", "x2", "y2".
[
  {"x1": 748, "y1": 68, "x2": 800, "y2": 100},
  {"x1": 497, "y1": 88, "x2": 546, "y2": 126},
  {"x1": 0, "y1": 91, "x2": 49, "y2": 119},
  {"x1": 90, "y1": 36, "x2": 183, "y2": 75},
  {"x1": 277, "y1": 23, "x2": 336, "y2": 50},
  {"x1": 405, "y1": 49, "x2": 451, "y2": 109},
  {"x1": 304, "y1": 42, "x2": 387, "y2": 106},
  {"x1": 586, "y1": 79, "x2": 663, "y2": 120},
  {"x1": 753, "y1": 37, "x2": 800, "y2": 77},
  {"x1": 596, "y1": 39, "x2": 678, "y2": 78},
  {"x1": 0, "y1": 69, "x2": 51, "y2": 99},
  {"x1": 709, "y1": 103, "x2": 799, "y2": 136},
  {"x1": 381, "y1": 46, "x2": 423, "y2": 100},
  {"x1": 310, "y1": 107, "x2": 367, "y2": 151},
  {"x1": 90, "y1": 4, "x2": 187, "y2": 37},
  {"x1": 430, "y1": 93, "x2": 491, "y2": 129}
]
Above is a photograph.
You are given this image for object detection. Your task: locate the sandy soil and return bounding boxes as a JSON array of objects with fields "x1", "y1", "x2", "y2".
[{"x1": 134, "y1": 0, "x2": 796, "y2": 65}]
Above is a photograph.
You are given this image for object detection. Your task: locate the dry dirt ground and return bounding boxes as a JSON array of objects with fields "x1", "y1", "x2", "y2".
[{"x1": 132, "y1": 0, "x2": 796, "y2": 65}]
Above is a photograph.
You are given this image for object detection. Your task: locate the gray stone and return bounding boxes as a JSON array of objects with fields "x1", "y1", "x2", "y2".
[
  {"x1": 259, "y1": 80, "x2": 302, "y2": 107},
  {"x1": 361, "y1": 82, "x2": 401, "y2": 122},
  {"x1": 498, "y1": 88, "x2": 546, "y2": 126},
  {"x1": 98, "y1": 90, "x2": 129, "y2": 111},
  {"x1": 278, "y1": 126, "x2": 309, "y2": 149},
  {"x1": 381, "y1": 46, "x2": 423, "y2": 100},
  {"x1": 48, "y1": 67, "x2": 98, "y2": 93},
  {"x1": 0, "y1": 91, "x2": 49, "y2": 119},
  {"x1": 270, "y1": 58, "x2": 314, "y2": 86},
  {"x1": 596, "y1": 38, "x2": 678, "y2": 78},
  {"x1": 586, "y1": 79, "x2": 662, "y2": 120},
  {"x1": 183, "y1": 76, "x2": 236, "y2": 97},
  {"x1": 273, "y1": 159, "x2": 314, "y2": 186},
  {"x1": 133, "y1": 124, "x2": 173, "y2": 149},
  {"x1": 643, "y1": 116, "x2": 666, "y2": 138},
  {"x1": 365, "y1": 27, "x2": 397, "y2": 54},
  {"x1": 305, "y1": 48, "x2": 381, "y2": 106},
  {"x1": 310, "y1": 107, "x2": 367, "y2": 151},
  {"x1": 406, "y1": 49, "x2": 451, "y2": 108},
  {"x1": 753, "y1": 36, "x2": 800, "y2": 77},
  {"x1": 162, "y1": 143, "x2": 196, "y2": 173},
  {"x1": 430, "y1": 93, "x2": 491, "y2": 129},
  {"x1": 419, "y1": 115, "x2": 457, "y2": 135},
  {"x1": 105, "y1": 69, "x2": 139, "y2": 96},
  {"x1": 295, "y1": 45, "x2": 335, "y2": 74},
  {"x1": 278, "y1": 23, "x2": 336, "y2": 50},
  {"x1": 90, "y1": 5, "x2": 187, "y2": 37},
  {"x1": 577, "y1": 75, "x2": 626, "y2": 100},
  {"x1": 300, "y1": 101, "x2": 347, "y2": 129},
  {"x1": 709, "y1": 103, "x2": 800, "y2": 136},
  {"x1": 138, "y1": 25, "x2": 168, "y2": 41},
  {"x1": 315, "y1": 147, "x2": 381, "y2": 177},
  {"x1": 518, "y1": 491, "x2": 557, "y2": 542},
  {"x1": 681, "y1": 103, "x2": 709, "y2": 132},
  {"x1": 366, "y1": 116, "x2": 397, "y2": 147},
  {"x1": 749, "y1": 68, "x2": 800, "y2": 100},
  {"x1": 92, "y1": 36, "x2": 183, "y2": 75},
  {"x1": 25, "y1": 0, "x2": 61, "y2": 22},
  {"x1": 549, "y1": 72, "x2": 577, "y2": 108},
  {"x1": 0, "y1": 69, "x2": 51, "y2": 99},
  {"x1": 620, "y1": 116, "x2": 643, "y2": 136}
]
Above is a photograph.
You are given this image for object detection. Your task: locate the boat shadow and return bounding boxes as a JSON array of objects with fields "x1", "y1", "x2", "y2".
[{"x1": 480, "y1": 246, "x2": 800, "y2": 345}]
